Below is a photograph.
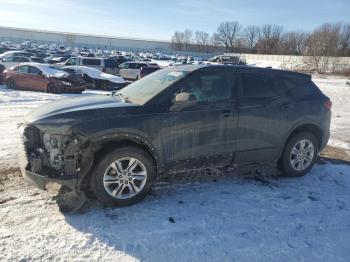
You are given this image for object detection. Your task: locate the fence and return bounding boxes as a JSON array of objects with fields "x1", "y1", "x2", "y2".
[{"x1": 225, "y1": 53, "x2": 350, "y2": 72}]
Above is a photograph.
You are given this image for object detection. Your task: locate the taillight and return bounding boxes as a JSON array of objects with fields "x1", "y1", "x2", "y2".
[{"x1": 324, "y1": 100, "x2": 332, "y2": 110}]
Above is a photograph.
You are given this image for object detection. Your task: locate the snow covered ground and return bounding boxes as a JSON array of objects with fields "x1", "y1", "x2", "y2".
[
  {"x1": 0, "y1": 73, "x2": 350, "y2": 261},
  {"x1": 1, "y1": 163, "x2": 350, "y2": 261}
]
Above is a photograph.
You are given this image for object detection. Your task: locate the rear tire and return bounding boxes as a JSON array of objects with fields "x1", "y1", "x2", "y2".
[
  {"x1": 278, "y1": 132, "x2": 318, "y2": 177},
  {"x1": 90, "y1": 146, "x2": 156, "y2": 207}
]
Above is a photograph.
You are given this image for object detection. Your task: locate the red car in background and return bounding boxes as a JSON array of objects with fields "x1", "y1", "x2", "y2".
[
  {"x1": 3, "y1": 63, "x2": 88, "y2": 93},
  {"x1": 0, "y1": 64, "x2": 5, "y2": 84}
]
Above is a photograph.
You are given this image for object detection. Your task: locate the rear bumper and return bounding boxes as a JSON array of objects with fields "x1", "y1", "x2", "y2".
[{"x1": 320, "y1": 128, "x2": 330, "y2": 152}]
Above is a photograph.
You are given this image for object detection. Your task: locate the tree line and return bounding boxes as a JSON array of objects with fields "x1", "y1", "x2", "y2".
[{"x1": 170, "y1": 22, "x2": 350, "y2": 57}]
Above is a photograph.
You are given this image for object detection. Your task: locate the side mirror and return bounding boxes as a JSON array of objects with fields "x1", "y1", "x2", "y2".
[
  {"x1": 170, "y1": 92, "x2": 196, "y2": 111},
  {"x1": 37, "y1": 71, "x2": 43, "y2": 76},
  {"x1": 175, "y1": 92, "x2": 191, "y2": 102}
]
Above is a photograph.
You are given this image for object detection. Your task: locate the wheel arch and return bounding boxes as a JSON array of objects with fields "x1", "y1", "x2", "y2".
[
  {"x1": 91, "y1": 133, "x2": 160, "y2": 172},
  {"x1": 278, "y1": 122, "x2": 324, "y2": 160}
]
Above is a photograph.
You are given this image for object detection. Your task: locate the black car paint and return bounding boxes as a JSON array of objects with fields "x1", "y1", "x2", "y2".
[{"x1": 18, "y1": 65, "x2": 331, "y2": 191}]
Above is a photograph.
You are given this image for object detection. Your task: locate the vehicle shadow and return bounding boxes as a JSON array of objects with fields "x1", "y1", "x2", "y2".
[{"x1": 63, "y1": 158, "x2": 350, "y2": 261}]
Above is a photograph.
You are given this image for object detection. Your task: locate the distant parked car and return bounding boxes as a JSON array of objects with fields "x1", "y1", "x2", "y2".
[
  {"x1": 208, "y1": 55, "x2": 246, "y2": 65},
  {"x1": 0, "y1": 46, "x2": 10, "y2": 54},
  {"x1": 60, "y1": 57, "x2": 119, "y2": 75},
  {"x1": 46, "y1": 56, "x2": 70, "y2": 64},
  {"x1": 3, "y1": 63, "x2": 87, "y2": 93},
  {"x1": 0, "y1": 64, "x2": 5, "y2": 84},
  {"x1": 0, "y1": 51, "x2": 34, "y2": 59},
  {"x1": 62, "y1": 66, "x2": 127, "y2": 90},
  {"x1": 0, "y1": 56, "x2": 44, "y2": 68},
  {"x1": 138, "y1": 66, "x2": 161, "y2": 79},
  {"x1": 118, "y1": 62, "x2": 159, "y2": 80}
]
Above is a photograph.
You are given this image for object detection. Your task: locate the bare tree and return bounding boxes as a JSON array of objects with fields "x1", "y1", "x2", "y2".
[
  {"x1": 171, "y1": 31, "x2": 185, "y2": 51},
  {"x1": 281, "y1": 31, "x2": 308, "y2": 55},
  {"x1": 256, "y1": 24, "x2": 283, "y2": 54},
  {"x1": 194, "y1": 31, "x2": 210, "y2": 52},
  {"x1": 244, "y1": 25, "x2": 260, "y2": 51},
  {"x1": 183, "y1": 29, "x2": 193, "y2": 52},
  {"x1": 216, "y1": 21, "x2": 242, "y2": 51},
  {"x1": 305, "y1": 23, "x2": 342, "y2": 73},
  {"x1": 340, "y1": 23, "x2": 350, "y2": 56}
]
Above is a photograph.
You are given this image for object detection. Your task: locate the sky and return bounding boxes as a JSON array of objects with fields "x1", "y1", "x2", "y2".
[{"x1": 0, "y1": 0, "x2": 349, "y2": 41}]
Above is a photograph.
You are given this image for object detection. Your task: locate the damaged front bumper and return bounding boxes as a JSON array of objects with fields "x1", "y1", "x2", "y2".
[{"x1": 17, "y1": 123, "x2": 92, "y2": 191}]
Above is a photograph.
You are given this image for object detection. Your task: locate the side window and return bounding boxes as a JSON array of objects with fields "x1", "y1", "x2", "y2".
[
  {"x1": 241, "y1": 73, "x2": 278, "y2": 98},
  {"x1": 14, "y1": 57, "x2": 29, "y2": 62},
  {"x1": 28, "y1": 66, "x2": 42, "y2": 75},
  {"x1": 175, "y1": 70, "x2": 234, "y2": 103},
  {"x1": 65, "y1": 58, "x2": 77, "y2": 66},
  {"x1": 4, "y1": 57, "x2": 14, "y2": 62},
  {"x1": 82, "y1": 59, "x2": 101, "y2": 66},
  {"x1": 119, "y1": 63, "x2": 129, "y2": 69},
  {"x1": 18, "y1": 66, "x2": 29, "y2": 74},
  {"x1": 128, "y1": 63, "x2": 137, "y2": 69}
]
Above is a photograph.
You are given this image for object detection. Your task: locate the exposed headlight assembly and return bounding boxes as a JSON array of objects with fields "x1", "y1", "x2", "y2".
[{"x1": 62, "y1": 81, "x2": 72, "y2": 86}]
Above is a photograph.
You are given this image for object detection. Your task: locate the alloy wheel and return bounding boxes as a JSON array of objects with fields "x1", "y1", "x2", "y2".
[
  {"x1": 289, "y1": 139, "x2": 315, "y2": 171},
  {"x1": 103, "y1": 157, "x2": 148, "y2": 200}
]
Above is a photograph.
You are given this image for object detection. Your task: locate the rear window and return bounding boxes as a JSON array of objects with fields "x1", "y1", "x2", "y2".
[
  {"x1": 31, "y1": 57, "x2": 44, "y2": 63},
  {"x1": 13, "y1": 57, "x2": 29, "y2": 62},
  {"x1": 28, "y1": 66, "x2": 42, "y2": 75},
  {"x1": 82, "y1": 58, "x2": 102, "y2": 66}
]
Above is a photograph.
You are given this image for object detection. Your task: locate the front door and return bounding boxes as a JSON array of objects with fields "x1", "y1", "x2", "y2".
[
  {"x1": 27, "y1": 66, "x2": 48, "y2": 92},
  {"x1": 160, "y1": 68, "x2": 238, "y2": 172},
  {"x1": 15, "y1": 65, "x2": 31, "y2": 89}
]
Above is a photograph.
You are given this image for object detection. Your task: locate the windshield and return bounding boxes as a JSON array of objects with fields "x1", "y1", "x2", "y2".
[{"x1": 117, "y1": 67, "x2": 189, "y2": 105}]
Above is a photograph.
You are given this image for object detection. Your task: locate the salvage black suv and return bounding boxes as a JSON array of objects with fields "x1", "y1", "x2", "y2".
[{"x1": 18, "y1": 65, "x2": 331, "y2": 208}]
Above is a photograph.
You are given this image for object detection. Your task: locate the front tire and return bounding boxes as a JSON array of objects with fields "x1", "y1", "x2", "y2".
[
  {"x1": 90, "y1": 146, "x2": 156, "y2": 207},
  {"x1": 5, "y1": 79, "x2": 16, "y2": 89},
  {"x1": 278, "y1": 132, "x2": 318, "y2": 177},
  {"x1": 47, "y1": 83, "x2": 61, "y2": 94}
]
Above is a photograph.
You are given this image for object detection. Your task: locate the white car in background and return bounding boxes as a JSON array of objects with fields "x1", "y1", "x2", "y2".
[
  {"x1": 62, "y1": 66, "x2": 127, "y2": 90},
  {"x1": 118, "y1": 62, "x2": 159, "y2": 80},
  {"x1": 1, "y1": 56, "x2": 44, "y2": 68},
  {"x1": 0, "y1": 50, "x2": 34, "y2": 60}
]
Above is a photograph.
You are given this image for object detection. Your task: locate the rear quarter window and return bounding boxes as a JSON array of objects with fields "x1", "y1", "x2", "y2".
[{"x1": 241, "y1": 73, "x2": 279, "y2": 98}]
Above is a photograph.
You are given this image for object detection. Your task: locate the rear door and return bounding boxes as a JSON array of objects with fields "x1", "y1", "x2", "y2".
[
  {"x1": 126, "y1": 63, "x2": 139, "y2": 79},
  {"x1": 118, "y1": 63, "x2": 130, "y2": 79},
  {"x1": 81, "y1": 58, "x2": 103, "y2": 71},
  {"x1": 235, "y1": 69, "x2": 293, "y2": 164}
]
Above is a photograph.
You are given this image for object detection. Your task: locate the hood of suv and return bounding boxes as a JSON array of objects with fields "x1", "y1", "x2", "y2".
[{"x1": 25, "y1": 94, "x2": 136, "y2": 123}]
